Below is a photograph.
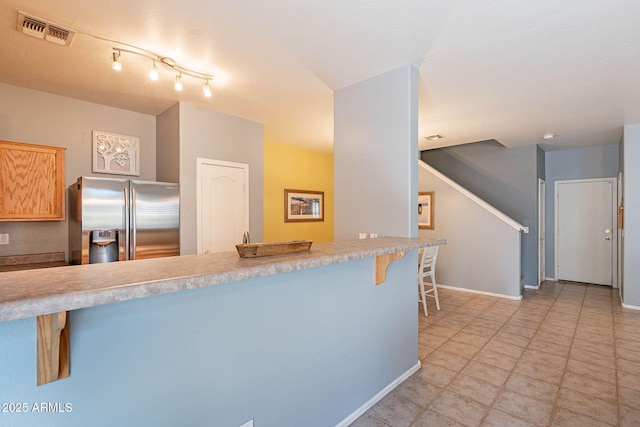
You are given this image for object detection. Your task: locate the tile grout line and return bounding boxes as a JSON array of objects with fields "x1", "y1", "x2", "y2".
[
  {"x1": 545, "y1": 281, "x2": 582, "y2": 427},
  {"x1": 409, "y1": 297, "x2": 474, "y2": 425},
  {"x1": 507, "y1": 284, "x2": 562, "y2": 427},
  {"x1": 612, "y1": 285, "x2": 621, "y2": 427},
  {"x1": 368, "y1": 292, "x2": 480, "y2": 426},
  {"x1": 357, "y1": 283, "x2": 631, "y2": 426},
  {"x1": 473, "y1": 295, "x2": 531, "y2": 427},
  {"x1": 410, "y1": 293, "x2": 501, "y2": 425},
  {"x1": 427, "y1": 283, "x2": 605, "y2": 427},
  {"x1": 551, "y1": 283, "x2": 620, "y2": 426},
  {"x1": 420, "y1": 293, "x2": 533, "y2": 426}
]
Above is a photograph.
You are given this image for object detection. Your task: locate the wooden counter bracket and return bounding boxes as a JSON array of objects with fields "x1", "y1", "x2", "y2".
[
  {"x1": 37, "y1": 311, "x2": 69, "y2": 385},
  {"x1": 375, "y1": 251, "x2": 406, "y2": 285}
]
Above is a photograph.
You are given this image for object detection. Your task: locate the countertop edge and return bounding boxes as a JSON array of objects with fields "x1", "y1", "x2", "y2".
[{"x1": 0, "y1": 237, "x2": 446, "y2": 322}]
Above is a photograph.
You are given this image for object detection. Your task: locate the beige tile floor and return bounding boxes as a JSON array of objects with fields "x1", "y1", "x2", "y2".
[{"x1": 350, "y1": 281, "x2": 640, "y2": 427}]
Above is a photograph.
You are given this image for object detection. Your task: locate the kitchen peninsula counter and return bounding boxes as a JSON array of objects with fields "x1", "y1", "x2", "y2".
[
  {"x1": 0, "y1": 236, "x2": 445, "y2": 426},
  {"x1": 0, "y1": 237, "x2": 445, "y2": 323}
]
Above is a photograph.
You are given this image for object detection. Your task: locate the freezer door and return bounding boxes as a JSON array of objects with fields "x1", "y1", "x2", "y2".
[
  {"x1": 78, "y1": 177, "x2": 128, "y2": 230},
  {"x1": 130, "y1": 180, "x2": 180, "y2": 259},
  {"x1": 73, "y1": 177, "x2": 129, "y2": 263}
]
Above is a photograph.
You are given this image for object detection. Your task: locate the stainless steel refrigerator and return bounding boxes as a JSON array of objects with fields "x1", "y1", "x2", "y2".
[{"x1": 69, "y1": 176, "x2": 180, "y2": 264}]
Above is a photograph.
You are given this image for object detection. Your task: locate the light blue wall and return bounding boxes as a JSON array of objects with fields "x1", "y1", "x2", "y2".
[
  {"x1": 622, "y1": 125, "x2": 640, "y2": 306},
  {"x1": 544, "y1": 143, "x2": 620, "y2": 278},
  {"x1": 334, "y1": 65, "x2": 418, "y2": 239},
  {"x1": 421, "y1": 141, "x2": 539, "y2": 287},
  {"x1": 0, "y1": 253, "x2": 418, "y2": 426}
]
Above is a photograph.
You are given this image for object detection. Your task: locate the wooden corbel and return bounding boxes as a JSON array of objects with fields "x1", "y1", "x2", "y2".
[
  {"x1": 375, "y1": 251, "x2": 406, "y2": 285},
  {"x1": 36, "y1": 311, "x2": 70, "y2": 385}
]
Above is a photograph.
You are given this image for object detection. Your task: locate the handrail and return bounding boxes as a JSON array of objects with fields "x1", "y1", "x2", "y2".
[{"x1": 419, "y1": 160, "x2": 529, "y2": 233}]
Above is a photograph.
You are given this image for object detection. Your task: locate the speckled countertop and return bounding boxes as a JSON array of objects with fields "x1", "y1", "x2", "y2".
[
  {"x1": 0, "y1": 252, "x2": 68, "y2": 272},
  {"x1": 0, "y1": 237, "x2": 445, "y2": 322}
]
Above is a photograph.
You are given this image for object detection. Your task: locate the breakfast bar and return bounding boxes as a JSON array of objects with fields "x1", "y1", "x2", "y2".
[{"x1": 0, "y1": 237, "x2": 444, "y2": 427}]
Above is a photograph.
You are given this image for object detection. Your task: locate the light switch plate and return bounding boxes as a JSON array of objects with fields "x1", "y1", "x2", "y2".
[{"x1": 0, "y1": 234, "x2": 8, "y2": 245}]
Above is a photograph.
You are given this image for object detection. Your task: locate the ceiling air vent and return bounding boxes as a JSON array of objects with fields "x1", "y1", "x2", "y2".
[
  {"x1": 20, "y1": 15, "x2": 46, "y2": 38},
  {"x1": 16, "y1": 11, "x2": 76, "y2": 46}
]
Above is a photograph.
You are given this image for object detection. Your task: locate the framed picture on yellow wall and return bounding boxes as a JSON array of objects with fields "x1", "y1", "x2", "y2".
[{"x1": 285, "y1": 189, "x2": 324, "y2": 222}]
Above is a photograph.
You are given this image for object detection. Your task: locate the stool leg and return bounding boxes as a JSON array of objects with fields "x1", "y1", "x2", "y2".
[
  {"x1": 431, "y1": 273, "x2": 440, "y2": 311},
  {"x1": 419, "y1": 278, "x2": 428, "y2": 316}
]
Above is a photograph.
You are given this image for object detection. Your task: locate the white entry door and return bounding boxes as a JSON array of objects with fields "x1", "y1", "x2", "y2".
[
  {"x1": 556, "y1": 178, "x2": 616, "y2": 286},
  {"x1": 197, "y1": 158, "x2": 249, "y2": 254}
]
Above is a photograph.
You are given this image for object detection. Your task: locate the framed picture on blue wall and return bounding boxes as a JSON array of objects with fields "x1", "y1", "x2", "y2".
[{"x1": 418, "y1": 191, "x2": 434, "y2": 230}]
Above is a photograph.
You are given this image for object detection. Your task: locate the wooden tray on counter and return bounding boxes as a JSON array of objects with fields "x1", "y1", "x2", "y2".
[{"x1": 236, "y1": 240, "x2": 313, "y2": 258}]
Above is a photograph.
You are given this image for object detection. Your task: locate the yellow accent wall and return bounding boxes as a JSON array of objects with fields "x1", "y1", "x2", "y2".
[{"x1": 264, "y1": 141, "x2": 334, "y2": 242}]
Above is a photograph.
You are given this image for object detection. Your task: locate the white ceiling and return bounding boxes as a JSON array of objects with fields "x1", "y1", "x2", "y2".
[{"x1": 2, "y1": 0, "x2": 640, "y2": 153}]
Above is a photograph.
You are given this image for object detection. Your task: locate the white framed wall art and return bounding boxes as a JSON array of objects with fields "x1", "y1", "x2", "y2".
[{"x1": 92, "y1": 130, "x2": 140, "y2": 176}]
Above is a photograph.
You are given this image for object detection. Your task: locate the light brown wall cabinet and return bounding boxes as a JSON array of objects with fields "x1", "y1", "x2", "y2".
[{"x1": 0, "y1": 140, "x2": 66, "y2": 221}]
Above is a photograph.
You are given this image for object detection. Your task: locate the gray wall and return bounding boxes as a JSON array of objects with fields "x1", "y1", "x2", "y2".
[
  {"x1": 156, "y1": 102, "x2": 264, "y2": 255},
  {"x1": 619, "y1": 138, "x2": 625, "y2": 300},
  {"x1": 334, "y1": 65, "x2": 418, "y2": 240},
  {"x1": 0, "y1": 252, "x2": 418, "y2": 426},
  {"x1": 419, "y1": 163, "x2": 522, "y2": 298},
  {"x1": 0, "y1": 83, "x2": 156, "y2": 258},
  {"x1": 537, "y1": 145, "x2": 546, "y2": 182},
  {"x1": 421, "y1": 141, "x2": 539, "y2": 287},
  {"x1": 155, "y1": 103, "x2": 180, "y2": 184},
  {"x1": 544, "y1": 143, "x2": 620, "y2": 278},
  {"x1": 622, "y1": 125, "x2": 640, "y2": 306}
]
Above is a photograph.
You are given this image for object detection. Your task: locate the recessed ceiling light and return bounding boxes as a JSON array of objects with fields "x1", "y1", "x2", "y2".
[
  {"x1": 542, "y1": 134, "x2": 556, "y2": 140},
  {"x1": 425, "y1": 134, "x2": 445, "y2": 140}
]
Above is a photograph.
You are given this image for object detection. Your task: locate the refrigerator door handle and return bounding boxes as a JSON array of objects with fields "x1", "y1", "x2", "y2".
[
  {"x1": 124, "y1": 187, "x2": 130, "y2": 260},
  {"x1": 131, "y1": 187, "x2": 137, "y2": 260}
]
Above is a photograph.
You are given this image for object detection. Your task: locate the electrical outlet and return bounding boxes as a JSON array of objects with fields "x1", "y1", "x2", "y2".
[
  {"x1": 240, "y1": 420, "x2": 254, "y2": 427},
  {"x1": 359, "y1": 233, "x2": 367, "y2": 239},
  {"x1": 0, "y1": 234, "x2": 8, "y2": 245},
  {"x1": 369, "y1": 233, "x2": 378, "y2": 238}
]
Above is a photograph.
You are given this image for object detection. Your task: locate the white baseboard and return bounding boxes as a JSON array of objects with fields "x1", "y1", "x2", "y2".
[
  {"x1": 335, "y1": 361, "x2": 421, "y2": 427},
  {"x1": 524, "y1": 285, "x2": 539, "y2": 290},
  {"x1": 437, "y1": 284, "x2": 522, "y2": 301},
  {"x1": 621, "y1": 302, "x2": 640, "y2": 311},
  {"x1": 545, "y1": 277, "x2": 556, "y2": 281}
]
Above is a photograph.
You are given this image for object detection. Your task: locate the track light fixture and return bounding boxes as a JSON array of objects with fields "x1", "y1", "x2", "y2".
[
  {"x1": 149, "y1": 61, "x2": 159, "y2": 81},
  {"x1": 202, "y1": 80, "x2": 212, "y2": 98},
  {"x1": 112, "y1": 50, "x2": 122, "y2": 71},
  {"x1": 111, "y1": 47, "x2": 214, "y2": 98}
]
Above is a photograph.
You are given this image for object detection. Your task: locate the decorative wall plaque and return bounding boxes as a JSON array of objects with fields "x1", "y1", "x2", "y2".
[{"x1": 92, "y1": 131, "x2": 140, "y2": 176}]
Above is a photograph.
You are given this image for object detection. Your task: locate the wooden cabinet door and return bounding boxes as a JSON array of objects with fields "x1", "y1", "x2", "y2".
[{"x1": 0, "y1": 141, "x2": 66, "y2": 221}]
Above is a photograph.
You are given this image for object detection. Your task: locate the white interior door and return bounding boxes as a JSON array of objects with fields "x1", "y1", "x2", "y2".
[
  {"x1": 538, "y1": 179, "x2": 545, "y2": 287},
  {"x1": 197, "y1": 158, "x2": 249, "y2": 254},
  {"x1": 556, "y1": 178, "x2": 616, "y2": 286}
]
